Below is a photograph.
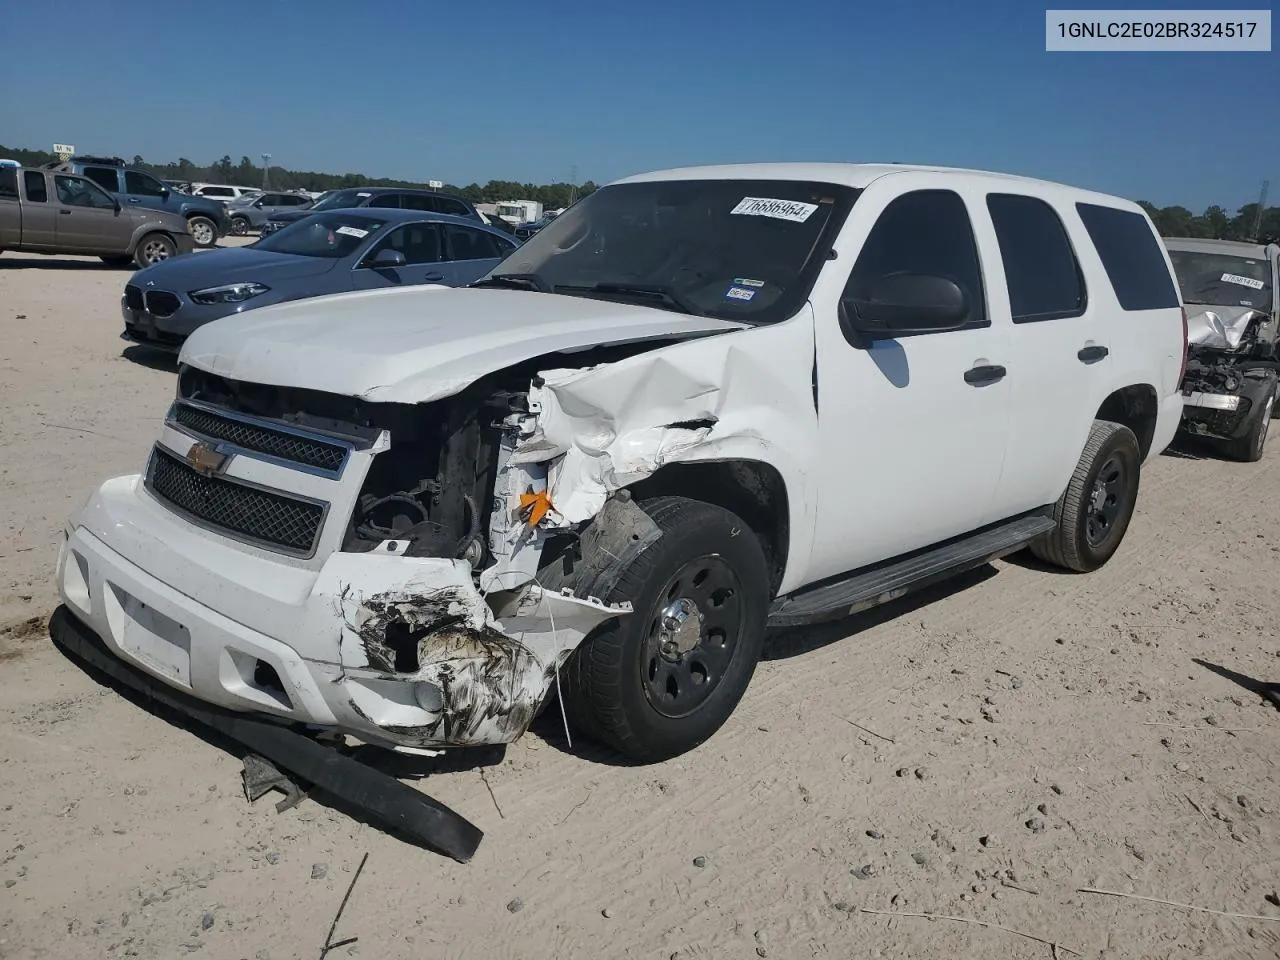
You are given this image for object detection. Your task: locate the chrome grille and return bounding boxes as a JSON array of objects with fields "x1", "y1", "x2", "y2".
[
  {"x1": 144, "y1": 290, "x2": 180, "y2": 317},
  {"x1": 146, "y1": 445, "x2": 325, "y2": 556},
  {"x1": 124, "y1": 284, "x2": 144, "y2": 311},
  {"x1": 171, "y1": 402, "x2": 350, "y2": 475}
]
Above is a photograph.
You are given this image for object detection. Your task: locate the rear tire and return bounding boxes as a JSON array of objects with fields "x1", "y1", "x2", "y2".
[
  {"x1": 134, "y1": 233, "x2": 177, "y2": 269},
  {"x1": 187, "y1": 216, "x2": 217, "y2": 248},
  {"x1": 1224, "y1": 381, "x2": 1275, "y2": 462},
  {"x1": 1031, "y1": 420, "x2": 1141, "y2": 573},
  {"x1": 560, "y1": 496, "x2": 770, "y2": 761}
]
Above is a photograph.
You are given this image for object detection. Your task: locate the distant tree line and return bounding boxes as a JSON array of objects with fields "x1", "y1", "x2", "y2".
[
  {"x1": 0, "y1": 144, "x2": 596, "y2": 210},
  {"x1": 1136, "y1": 199, "x2": 1276, "y2": 242}
]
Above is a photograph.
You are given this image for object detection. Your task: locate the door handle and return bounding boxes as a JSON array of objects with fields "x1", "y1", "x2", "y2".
[
  {"x1": 964, "y1": 364, "x2": 1007, "y2": 386},
  {"x1": 59, "y1": 209, "x2": 71, "y2": 215},
  {"x1": 1077, "y1": 344, "x2": 1109, "y2": 363}
]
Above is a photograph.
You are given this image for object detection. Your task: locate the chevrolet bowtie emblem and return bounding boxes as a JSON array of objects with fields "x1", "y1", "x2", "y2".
[{"x1": 186, "y1": 442, "x2": 228, "y2": 475}]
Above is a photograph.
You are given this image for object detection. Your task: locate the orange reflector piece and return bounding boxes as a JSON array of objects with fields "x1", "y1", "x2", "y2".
[{"x1": 518, "y1": 490, "x2": 553, "y2": 527}]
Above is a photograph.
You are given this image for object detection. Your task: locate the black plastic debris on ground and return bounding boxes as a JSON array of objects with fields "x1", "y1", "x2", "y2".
[{"x1": 49, "y1": 605, "x2": 483, "y2": 863}]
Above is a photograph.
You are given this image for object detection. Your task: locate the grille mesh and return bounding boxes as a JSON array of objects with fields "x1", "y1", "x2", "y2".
[
  {"x1": 144, "y1": 290, "x2": 181, "y2": 317},
  {"x1": 173, "y1": 404, "x2": 348, "y2": 473},
  {"x1": 124, "y1": 285, "x2": 143, "y2": 310},
  {"x1": 148, "y1": 446, "x2": 324, "y2": 554}
]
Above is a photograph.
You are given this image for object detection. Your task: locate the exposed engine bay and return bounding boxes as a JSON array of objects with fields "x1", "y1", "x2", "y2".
[{"x1": 1180, "y1": 305, "x2": 1279, "y2": 443}]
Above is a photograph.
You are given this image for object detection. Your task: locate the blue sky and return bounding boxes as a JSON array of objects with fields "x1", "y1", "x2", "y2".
[{"x1": 0, "y1": 0, "x2": 1275, "y2": 211}]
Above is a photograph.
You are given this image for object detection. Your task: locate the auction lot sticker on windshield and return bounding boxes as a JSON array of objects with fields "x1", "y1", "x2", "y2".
[
  {"x1": 335, "y1": 225, "x2": 370, "y2": 239},
  {"x1": 1221, "y1": 273, "x2": 1265, "y2": 289},
  {"x1": 730, "y1": 197, "x2": 818, "y2": 222}
]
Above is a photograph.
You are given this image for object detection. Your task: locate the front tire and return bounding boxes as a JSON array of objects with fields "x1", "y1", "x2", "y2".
[
  {"x1": 187, "y1": 216, "x2": 217, "y2": 247},
  {"x1": 560, "y1": 497, "x2": 770, "y2": 761},
  {"x1": 134, "y1": 233, "x2": 177, "y2": 269},
  {"x1": 1225, "y1": 380, "x2": 1275, "y2": 462},
  {"x1": 1031, "y1": 420, "x2": 1141, "y2": 573},
  {"x1": 229, "y1": 216, "x2": 249, "y2": 237}
]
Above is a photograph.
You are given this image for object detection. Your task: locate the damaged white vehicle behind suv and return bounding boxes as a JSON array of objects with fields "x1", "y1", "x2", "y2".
[{"x1": 54, "y1": 163, "x2": 1188, "y2": 767}]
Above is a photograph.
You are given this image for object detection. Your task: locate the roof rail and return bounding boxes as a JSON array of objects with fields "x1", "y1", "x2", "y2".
[{"x1": 70, "y1": 155, "x2": 126, "y2": 166}]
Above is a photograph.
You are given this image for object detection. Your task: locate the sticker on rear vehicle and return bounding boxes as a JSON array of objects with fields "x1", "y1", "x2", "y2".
[
  {"x1": 1221, "y1": 273, "x2": 1265, "y2": 289},
  {"x1": 730, "y1": 197, "x2": 818, "y2": 223},
  {"x1": 733, "y1": 278, "x2": 765, "y2": 287},
  {"x1": 335, "y1": 226, "x2": 369, "y2": 238},
  {"x1": 724, "y1": 285, "x2": 757, "y2": 301}
]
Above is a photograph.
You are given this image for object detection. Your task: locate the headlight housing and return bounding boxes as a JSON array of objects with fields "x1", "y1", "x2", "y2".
[{"x1": 189, "y1": 282, "x2": 270, "y2": 305}]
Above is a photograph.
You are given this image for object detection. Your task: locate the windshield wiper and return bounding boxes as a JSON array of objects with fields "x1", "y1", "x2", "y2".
[
  {"x1": 469, "y1": 273, "x2": 550, "y2": 292},
  {"x1": 552, "y1": 282, "x2": 699, "y2": 316}
]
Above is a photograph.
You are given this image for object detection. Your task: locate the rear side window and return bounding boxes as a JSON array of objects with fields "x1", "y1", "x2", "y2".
[
  {"x1": 845, "y1": 189, "x2": 987, "y2": 331},
  {"x1": 439, "y1": 198, "x2": 472, "y2": 217},
  {"x1": 1076, "y1": 203, "x2": 1179, "y2": 311},
  {"x1": 82, "y1": 166, "x2": 119, "y2": 193},
  {"x1": 987, "y1": 193, "x2": 1086, "y2": 323},
  {"x1": 24, "y1": 171, "x2": 47, "y2": 202},
  {"x1": 0, "y1": 167, "x2": 16, "y2": 200}
]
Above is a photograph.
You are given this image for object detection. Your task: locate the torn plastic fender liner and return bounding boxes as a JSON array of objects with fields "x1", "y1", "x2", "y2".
[
  {"x1": 335, "y1": 556, "x2": 628, "y2": 748},
  {"x1": 48, "y1": 605, "x2": 483, "y2": 863}
]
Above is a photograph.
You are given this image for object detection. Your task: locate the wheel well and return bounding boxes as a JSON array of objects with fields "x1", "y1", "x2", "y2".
[
  {"x1": 1095, "y1": 385, "x2": 1158, "y2": 459},
  {"x1": 627, "y1": 461, "x2": 790, "y2": 593}
]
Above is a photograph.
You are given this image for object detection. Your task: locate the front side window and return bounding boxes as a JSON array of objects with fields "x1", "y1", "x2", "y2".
[
  {"x1": 253, "y1": 213, "x2": 386, "y2": 259},
  {"x1": 0, "y1": 167, "x2": 17, "y2": 200},
  {"x1": 1076, "y1": 203, "x2": 1179, "y2": 311},
  {"x1": 493, "y1": 178, "x2": 858, "y2": 323},
  {"x1": 987, "y1": 193, "x2": 1086, "y2": 323},
  {"x1": 124, "y1": 171, "x2": 167, "y2": 197},
  {"x1": 308, "y1": 189, "x2": 370, "y2": 211},
  {"x1": 367, "y1": 194, "x2": 404, "y2": 209},
  {"x1": 24, "y1": 171, "x2": 47, "y2": 203},
  {"x1": 366, "y1": 223, "x2": 442, "y2": 264},
  {"x1": 81, "y1": 166, "x2": 119, "y2": 194},
  {"x1": 55, "y1": 175, "x2": 116, "y2": 209},
  {"x1": 1167, "y1": 250, "x2": 1274, "y2": 312},
  {"x1": 843, "y1": 189, "x2": 987, "y2": 331}
]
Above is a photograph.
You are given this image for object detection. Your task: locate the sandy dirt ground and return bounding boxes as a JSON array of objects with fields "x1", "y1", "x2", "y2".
[{"x1": 2, "y1": 245, "x2": 1279, "y2": 960}]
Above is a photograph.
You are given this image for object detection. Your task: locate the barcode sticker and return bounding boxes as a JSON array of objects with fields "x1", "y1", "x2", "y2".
[
  {"x1": 730, "y1": 197, "x2": 818, "y2": 223},
  {"x1": 1221, "y1": 273, "x2": 1265, "y2": 290}
]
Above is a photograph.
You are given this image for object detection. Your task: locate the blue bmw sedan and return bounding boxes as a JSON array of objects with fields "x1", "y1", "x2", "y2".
[{"x1": 120, "y1": 208, "x2": 519, "y2": 350}]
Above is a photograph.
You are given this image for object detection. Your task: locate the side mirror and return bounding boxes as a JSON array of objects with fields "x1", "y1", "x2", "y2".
[
  {"x1": 370, "y1": 248, "x2": 406, "y2": 268},
  {"x1": 840, "y1": 272, "x2": 970, "y2": 342}
]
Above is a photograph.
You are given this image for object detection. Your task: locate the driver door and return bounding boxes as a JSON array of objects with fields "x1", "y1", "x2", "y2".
[
  {"x1": 53, "y1": 175, "x2": 132, "y2": 252},
  {"x1": 350, "y1": 222, "x2": 446, "y2": 290},
  {"x1": 804, "y1": 175, "x2": 1013, "y2": 583}
]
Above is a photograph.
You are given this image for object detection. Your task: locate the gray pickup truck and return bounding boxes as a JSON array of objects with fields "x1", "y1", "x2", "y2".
[{"x1": 0, "y1": 166, "x2": 195, "y2": 268}]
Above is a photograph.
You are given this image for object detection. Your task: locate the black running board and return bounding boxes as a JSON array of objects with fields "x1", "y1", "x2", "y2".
[
  {"x1": 49, "y1": 606, "x2": 484, "y2": 863},
  {"x1": 768, "y1": 510, "x2": 1056, "y2": 628}
]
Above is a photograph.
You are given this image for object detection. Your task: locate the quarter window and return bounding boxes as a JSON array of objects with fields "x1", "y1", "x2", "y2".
[
  {"x1": 1076, "y1": 203, "x2": 1179, "y2": 311},
  {"x1": 23, "y1": 171, "x2": 47, "y2": 202},
  {"x1": 987, "y1": 193, "x2": 1086, "y2": 323},
  {"x1": 844, "y1": 189, "x2": 987, "y2": 332}
]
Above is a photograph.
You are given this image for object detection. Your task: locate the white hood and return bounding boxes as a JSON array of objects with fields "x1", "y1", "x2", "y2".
[{"x1": 178, "y1": 285, "x2": 747, "y2": 403}]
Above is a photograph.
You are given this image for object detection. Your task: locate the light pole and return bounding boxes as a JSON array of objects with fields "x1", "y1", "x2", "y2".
[{"x1": 261, "y1": 153, "x2": 272, "y2": 190}]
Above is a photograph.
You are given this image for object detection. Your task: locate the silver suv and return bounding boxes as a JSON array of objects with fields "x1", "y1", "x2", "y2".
[{"x1": 226, "y1": 191, "x2": 314, "y2": 235}]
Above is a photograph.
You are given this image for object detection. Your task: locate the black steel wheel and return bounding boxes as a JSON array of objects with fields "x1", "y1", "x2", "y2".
[
  {"x1": 560, "y1": 496, "x2": 770, "y2": 761},
  {"x1": 1031, "y1": 420, "x2": 1141, "y2": 572},
  {"x1": 230, "y1": 216, "x2": 250, "y2": 237}
]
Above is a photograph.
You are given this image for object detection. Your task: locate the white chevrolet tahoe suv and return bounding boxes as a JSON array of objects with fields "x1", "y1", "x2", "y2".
[{"x1": 53, "y1": 163, "x2": 1188, "y2": 768}]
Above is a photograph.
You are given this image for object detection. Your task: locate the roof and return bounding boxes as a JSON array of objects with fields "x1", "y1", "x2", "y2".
[
  {"x1": 1162, "y1": 236, "x2": 1278, "y2": 258},
  {"x1": 294, "y1": 206, "x2": 508, "y2": 234},
  {"x1": 611, "y1": 162, "x2": 1142, "y2": 209}
]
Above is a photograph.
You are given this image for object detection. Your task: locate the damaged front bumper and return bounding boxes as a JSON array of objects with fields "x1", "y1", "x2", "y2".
[{"x1": 56, "y1": 475, "x2": 627, "y2": 752}]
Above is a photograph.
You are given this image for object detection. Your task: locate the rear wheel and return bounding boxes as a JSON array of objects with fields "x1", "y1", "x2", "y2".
[
  {"x1": 1031, "y1": 420, "x2": 1141, "y2": 572},
  {"x1": 134, "y1": 233, "x2": 177, "y2": 269},
  {"x1": 187, "y1": 216, "x2": 216, "y2": 248},
  {"x1": 560, "y1": 497, "x2": 770, "y2": 761}
]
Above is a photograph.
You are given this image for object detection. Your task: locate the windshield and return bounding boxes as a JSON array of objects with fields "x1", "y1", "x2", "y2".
[
  {"x1": 308, "y1": 189, "x2": 372, "y2": 212},
  {"x1": 253, "y1": 213, "x2": 386, "y2": 258},
  {"x1": 485, "y1": 179, "x2": 858, "y2": 324},
  {"x1": 1167, "y1": 250, "x2": 1274, "y2": 312}
]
